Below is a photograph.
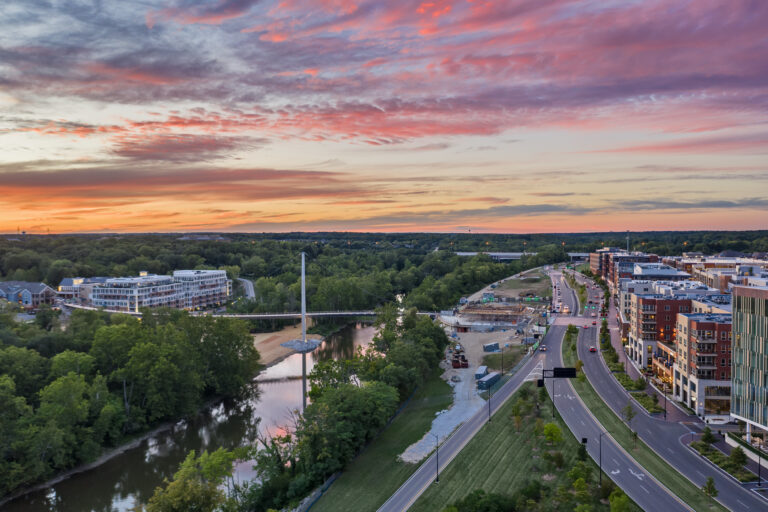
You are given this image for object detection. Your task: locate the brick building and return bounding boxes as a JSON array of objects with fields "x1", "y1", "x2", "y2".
[{"x1": 673, "y1": 313, "x2": 732, "y2": 421}]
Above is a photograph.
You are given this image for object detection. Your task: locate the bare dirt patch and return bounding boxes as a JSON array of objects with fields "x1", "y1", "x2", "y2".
[{"x1": 253, "y1": 325, "x2": 323, "y2": 367}]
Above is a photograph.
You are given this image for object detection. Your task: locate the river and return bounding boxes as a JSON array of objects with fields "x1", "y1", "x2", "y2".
[{"x1": 3, "y1": 323, "x2": 376, "y2": 512}]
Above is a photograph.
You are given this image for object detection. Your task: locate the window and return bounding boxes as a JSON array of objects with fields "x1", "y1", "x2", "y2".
[
  {"x1": 665, "y1": 305, "x2": 671, "y2": 311},
  {"x1": 721, "y1": 358, "x2": 725, "y2": 366}
]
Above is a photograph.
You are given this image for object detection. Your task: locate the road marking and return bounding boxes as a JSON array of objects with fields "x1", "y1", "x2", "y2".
[
  {"x1": 736, "y1": 499, "x2": 747, "y2": 508},
  {"x1": 579, "y1": 420, "x2": 586, "y2": 426},
  {"x1": 640, "y1": 485, "x2": 649, "y2": 494},
  {"x1": 613, "y1": 458, "x2": 619, "y2": 465},
  {"x1": 696, "y1": 470, "x2": 705, "y2": 478},
  {"x1": 629, "y1": 468, "x2": 646, "y2": 480},
  {"x1": 610, "y1": 469, "x2": 620, "y2": 475}
]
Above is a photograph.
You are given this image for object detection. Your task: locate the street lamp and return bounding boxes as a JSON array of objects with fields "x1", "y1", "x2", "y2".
[
  {"x1": 488, "y1": 384, "x2": 493, "y2": 423},
  {"x1": 431, "y1": 433, "x2": 439, "y2": 483},
  {"x1": 551, "y1": 378, "x2": 557, "y2": 419},
  {"x1": 501, "y1": 346, "x2": 504, "y2": 376},
  {"x1": 662, "y1": 382, "x2": 667, "y2": 421},
  {"x1": 599, "y1": 431, "x2": 609, "y2": 486}
]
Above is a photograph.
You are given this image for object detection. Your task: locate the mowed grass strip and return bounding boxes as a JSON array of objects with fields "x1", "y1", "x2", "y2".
[
  {"x1": 410, "y1": 383, "x2": 625, "y2": 512},
  {"x1": 311, "y1": 370, "x2": 453, "y2": 512},
  {"x1": 563, "y1": 337, "x2": 727, "y2": 512}
]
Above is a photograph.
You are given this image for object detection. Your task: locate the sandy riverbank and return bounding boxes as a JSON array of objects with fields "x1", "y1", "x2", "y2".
[{"x1": 253, "y1": 325, "x2": 324, "y2": 367}]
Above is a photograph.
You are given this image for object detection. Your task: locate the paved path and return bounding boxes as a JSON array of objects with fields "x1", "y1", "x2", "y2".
[
  {"x1": 569, "y1": 273, "x2": 768, "y2": 511},
  {"x1": 377, "y1": 350, "x2": 545, "y2": 512}
]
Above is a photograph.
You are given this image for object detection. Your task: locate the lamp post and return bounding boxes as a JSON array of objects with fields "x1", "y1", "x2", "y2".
[
  {"x1": 599, "y1": 431, "x2": 609, "y2": 486},
  {"x1": 663, "y1": 382, "x2": 667, "y2": 421},
  {"x1": 488, "y1": 384, "x2": 492, "y2": 423},
  {"x1": 431, "y1": 433, "x2": 439, "y2": 483},
  {"x1": 551, "y1": 378, "x2": 557, "y2": 419},
  {"x1": 501, "y1": 347, "x2": 504, "y2": 376}
]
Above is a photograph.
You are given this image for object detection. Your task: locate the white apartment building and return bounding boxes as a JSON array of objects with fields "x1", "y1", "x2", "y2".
[
  {"x1": 172, "y1": 269, "x2": 231, "y2": 309},
  {"x1": 90, "y1": 274, "x2": 183, "y2": 313}
]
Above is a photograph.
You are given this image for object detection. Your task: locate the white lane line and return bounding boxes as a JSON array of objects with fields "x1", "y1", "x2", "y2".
[
  {"x1": 612, "y1": 458, "x2": 619, "y2": 465},
  {"x1": 736, "y1": 499, "x2": 746, "y2": 507},
  {"x1": 696, "y1": 470, "x2": 705, "y2": 478},
  {"x1": 640, "y1": 485, "x2": 649, "y2": 494}
]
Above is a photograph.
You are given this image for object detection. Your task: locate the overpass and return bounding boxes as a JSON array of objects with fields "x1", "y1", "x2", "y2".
[{"x1": 455, "y1": 251, "x2": 589, "y2": 262}]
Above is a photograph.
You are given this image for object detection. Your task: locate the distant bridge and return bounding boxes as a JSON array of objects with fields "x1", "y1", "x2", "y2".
[{"x1": 62, "y1": 303, "x2": 438, "y2": 319}]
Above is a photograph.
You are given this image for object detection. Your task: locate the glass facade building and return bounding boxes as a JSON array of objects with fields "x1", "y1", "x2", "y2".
[{"x1": 731, "y1": 286, "x2": 768, "y2": 429}]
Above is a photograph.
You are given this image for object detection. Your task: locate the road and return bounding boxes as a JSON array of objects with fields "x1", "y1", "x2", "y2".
[
  {"x1": 547, "y1": 272, "x2": 691, "y2": 511},
  {"x1": 237, "y1": 277, "x2": 255, "y2": 298},
  {"x1": 377, "y1": 347, "x2": 546, "y2": 512},
  {"x1": 565, "y1": 271, "x2": 767, "y2": 511},
  {"x1": 380, "y1": 268, "x2": 688, "y2": 512}
]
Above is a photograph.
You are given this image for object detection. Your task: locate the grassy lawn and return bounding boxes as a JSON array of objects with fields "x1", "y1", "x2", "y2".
[
  {"x1": 563, "y1": 336, "x2": 727, "y2": 512},
  {"x1": 410, "y1": 382, "x2": 637, "y2": 512},
  {"x1": 311, "y1": 369, "x2": 453, "y2": 512},
  {"x1": 481, "y1": 345, "x2": 524, "y2": 372},
  {"x1": 498, "y1": 271, "x2": 552, "y2": 298}
]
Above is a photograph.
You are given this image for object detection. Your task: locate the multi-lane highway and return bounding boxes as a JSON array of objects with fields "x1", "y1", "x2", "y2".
[
  {"x1": 546, "y1": 271, "x2": 691, "y2": 511},
  {"x1": 565, "y1": 271, "x2": 767, "y2": 512}
]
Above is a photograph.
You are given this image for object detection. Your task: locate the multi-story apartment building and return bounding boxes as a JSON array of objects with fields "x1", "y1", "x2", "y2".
[
  {"x1": 617, "y1": 280, "x2": 655, "y2": 343},
  {"x1": 90, "y1": 274, "x2": 183, "y2": 313},
  {"x1": 57, "y1": 277, "x2": 109, "y2": 302},
  {"x1": 663, "y1": 255, "x2": 768, "y2": 274},
  {"x1": 172, "y1": 270, "x2": 231, "y2": 309},
  {"x1": 607, "y1": 253, "x2": 659, "y2": 288},
  {"x1": 589, "y1": 247, "x2": 624, "y2": 277},
  {"x1": 731, "y1": 285, "x2": 768, "y2": 439},
  {"x1": 0, "y1": 281, "x2": 56, "y2": 310},
  {"x1": 79, "y1": 270, "x2": 231, "y2": 313},
  {"x1": 674, "y1": 313, "x2": 732, "y2": 421},
  {"x1": 628, "y1": 294, "x2": 692, "y2": 370},
  {"x1": 691, "y1": 265, "x2": 768, "y2": 293}
]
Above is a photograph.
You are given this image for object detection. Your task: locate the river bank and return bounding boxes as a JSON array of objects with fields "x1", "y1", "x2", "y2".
[{"x1": 3, "y1": 322, "x2": 374, "y2": 512}]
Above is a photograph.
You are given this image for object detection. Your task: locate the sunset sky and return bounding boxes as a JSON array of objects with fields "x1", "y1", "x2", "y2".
[{"x1": 1, "y1": 0, "x2": 766, "y2": 233}]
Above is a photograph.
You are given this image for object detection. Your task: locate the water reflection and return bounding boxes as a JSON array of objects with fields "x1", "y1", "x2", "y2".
[{"x1": 2, "y1": 323, "x2": 374, "y2": 512}]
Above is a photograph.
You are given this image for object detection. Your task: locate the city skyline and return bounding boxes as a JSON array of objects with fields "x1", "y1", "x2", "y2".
[{"x1": 1, "y1": 0, "x2": 767, "y2": 233}]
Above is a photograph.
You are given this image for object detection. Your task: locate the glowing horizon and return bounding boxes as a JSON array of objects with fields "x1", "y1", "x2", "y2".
[{"x1": 1, "y1": 1, "x2": 767, "y2": 234}]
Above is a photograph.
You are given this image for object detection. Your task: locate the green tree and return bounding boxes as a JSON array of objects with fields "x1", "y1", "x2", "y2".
[
  {"x1": 50, "y1": 350, "x2": 95, "y2": 379},
  {"x1": 622, "y1": 402, "x2": 636, "y2": 434},
  {"x1": 729, "y1": 446, "x2": 747, "y2": 468},
  {"x1": 0, "y1": 346, "x2": 49, "y2": 401},
  {"x1": 144, "y1": 449, "x2": 237, "y2": 512},
  {"x1": 702, "y1": 476, "x2": 718, "y2": 498},
  {"x1": 543, "y1": 422, "x2": 563, "y2": 444},
  {"x1": 701, "y1": 426, "x2": 716, "y2": 445},
  {"x1": 609, "y1": 488, "x2": 631, "y2": 512}
]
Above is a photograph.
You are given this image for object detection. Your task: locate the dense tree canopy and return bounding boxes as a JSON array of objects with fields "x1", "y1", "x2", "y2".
[{"x1": 0, "y1": 305, "x2": 259, "y2": 500}]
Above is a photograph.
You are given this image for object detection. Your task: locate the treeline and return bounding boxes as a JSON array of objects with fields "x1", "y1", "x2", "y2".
[
  {"x1": 140, "y1": 308, "x2": 449, "y2": 512},
  {"x1": 0, "y1": 306, "x2": 259, "y2": 499},
  {"x1": 2, "y1": 231, "x2": 767, "y2": 285}
]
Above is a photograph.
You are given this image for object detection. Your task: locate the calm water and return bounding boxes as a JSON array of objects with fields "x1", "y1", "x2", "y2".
[{"x1": 3, "y1": 323, "x2": 376, "y2": 512}]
